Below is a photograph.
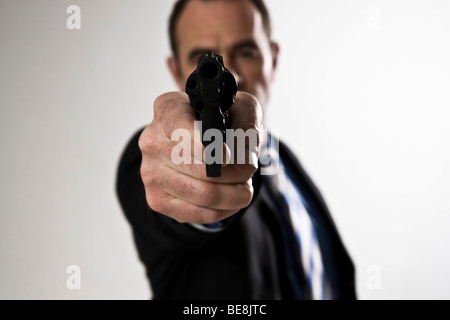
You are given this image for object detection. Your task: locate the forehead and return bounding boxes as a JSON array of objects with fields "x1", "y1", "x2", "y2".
[{"x1": 176, "y1": 0, "x2": 264, "y2": 53}]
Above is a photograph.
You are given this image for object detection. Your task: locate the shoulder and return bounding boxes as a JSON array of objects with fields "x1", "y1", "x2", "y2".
[
  {"x1": 117, "y1": 126, "x2": 146, "y2": 172},
  {"x1": 115, "y1": 126, "x2": 147, "y2": 216},
  {"x1": 279, "y1": 141, "x2": 324, "y2": 199}
]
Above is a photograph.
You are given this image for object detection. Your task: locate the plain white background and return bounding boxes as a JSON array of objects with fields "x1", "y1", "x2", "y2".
[{"x1": 1, "y1": 0, "x2": 450, "y2": 300}]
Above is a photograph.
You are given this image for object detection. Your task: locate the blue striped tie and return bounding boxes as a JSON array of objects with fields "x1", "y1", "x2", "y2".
[{"x1": 261, "y1": 136, "x2": 330, "y2": 300}]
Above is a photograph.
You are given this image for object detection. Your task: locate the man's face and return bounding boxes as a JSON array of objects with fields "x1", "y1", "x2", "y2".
[{"x1": 169, "y1": 0, "x2": 279, "y2": 112}]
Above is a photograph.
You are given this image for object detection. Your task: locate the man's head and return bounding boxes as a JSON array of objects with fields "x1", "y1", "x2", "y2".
[{"x1": 167, "y1": 0, "x2": 279, "y2": 111}]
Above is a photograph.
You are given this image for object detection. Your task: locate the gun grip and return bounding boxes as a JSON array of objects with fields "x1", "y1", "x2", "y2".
[{"x1": 206, "y1": 164, "x2": 222, "y2": 178}]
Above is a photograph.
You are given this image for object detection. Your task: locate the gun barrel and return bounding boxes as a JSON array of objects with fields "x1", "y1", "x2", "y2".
[{"x1": 185, "y1": 52, "x2": 237, "y2": 178}]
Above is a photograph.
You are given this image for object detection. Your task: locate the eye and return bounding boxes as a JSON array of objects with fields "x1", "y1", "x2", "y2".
[{"x1": 237, "y1": 49, "x2": 259, "y2": 60}]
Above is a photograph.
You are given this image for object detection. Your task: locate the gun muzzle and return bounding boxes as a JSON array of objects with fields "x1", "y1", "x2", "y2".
[{"x1": 186, "y1": 52, "x2": 238, "y2": 178}]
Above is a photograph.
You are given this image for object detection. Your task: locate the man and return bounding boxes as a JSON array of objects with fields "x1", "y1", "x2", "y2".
[{"x1": 116, "y1": 0, "x2": 356, "y2": 300}]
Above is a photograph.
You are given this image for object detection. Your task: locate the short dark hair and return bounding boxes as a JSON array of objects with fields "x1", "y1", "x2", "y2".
[{"x1": 169, "y1": 0, "x2": 272, "y2": 58}]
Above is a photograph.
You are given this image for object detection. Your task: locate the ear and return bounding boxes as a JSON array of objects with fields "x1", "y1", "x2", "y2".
[
  {"x1": 270, "y1": 41, "x2": 280, "y2": 71},
  {"x1": 167, "y1": 55, "x2": 185, "y2": 91},
  {"x1": 269, "y1": 41, "x2": 280, "y2": 82}
]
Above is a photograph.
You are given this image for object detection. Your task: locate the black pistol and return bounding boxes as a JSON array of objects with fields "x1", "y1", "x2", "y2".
[{"x1": 185, "y1": 52, "x2": 238, "y2": 178}]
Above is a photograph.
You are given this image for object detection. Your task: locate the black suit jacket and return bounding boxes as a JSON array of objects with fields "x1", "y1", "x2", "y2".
[{"x1": 116, "y1": 128, "x2": 357, "y2": 300}]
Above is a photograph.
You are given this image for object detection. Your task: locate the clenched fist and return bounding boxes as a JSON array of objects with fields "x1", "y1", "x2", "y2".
[{"x1": 138, "y1": 91, "x2": 263, "y2": 224}]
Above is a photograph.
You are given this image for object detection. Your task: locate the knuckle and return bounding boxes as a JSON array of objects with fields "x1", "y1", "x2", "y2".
[
  {"x1": 153, "y1": 93, "x2": 170, "y2": 113},
  {"x1": 185, "y1": 207, "x2": 219, "y2": 225},
  {"x1": 250, "y1": 161, "x2": 259, "y2": 173},
  {"x1": 145, "y1": 190, "x2": 166, "y2": 214},
  {"x1": 237, "y1": 92, "x2": 261, "y2": 112},
  {"x1": 140, "y1": 164, "x2": 155, "y2": 186},
  {"x1": 139, "y1": 165, "x2": 150, "y2": 185},
  {"x1": 138, "y1": 127, "x2": 156, "y2": 152},
  {"x1": 185, "y1": 208, "x2": 203, "y2": 224},
  {"x1": 207, "y1": 187, "x2": 222, "y2": 207},
  {"x1": 237, "y1": 91, "x2": 256, "y2": 104},
  {"x1": 245, "y1": 164, "x2": 258, "y2": 178},
  {"x1": 173, "y1": 177, "x2": 204, "y2": 205},
  {"x1": 207, "y1": 209, "x2": 237, "y2": 224},
  {"x1": 241, "y1": 181, "x2": 254, "y2": 208},
  {"x1": 153, "y1": 95, "x2": 171, "y2": 124},
  {"x1": 172, "y1": 212, "x2": 187, "y2": 224},
  {"x1": 139, "y1": 126, "x2": 170, "y2": 158},
  {"x1": 140, "y1": 160, "x2": 165, "y2": 190},
  {"x1": 153, "y1": 92, "x2": 185, "y2": 121},
  {"x1": 199, "y1": 184, "x2": 221, "y2": 208},
  {"x1": 235, "y1": 164, "x2": 258, "y2": 182},
  {"x1": 172, "y1": 177, "x2": 191, "y2": 198}
]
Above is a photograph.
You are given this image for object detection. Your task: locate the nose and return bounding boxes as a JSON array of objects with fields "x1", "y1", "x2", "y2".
[
  {"x1": 219, "y1": 53, "x2": 244, "y2": 91},
  {"x1": 225, "y1": 64, "x2": 243, "y2": 91}
]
